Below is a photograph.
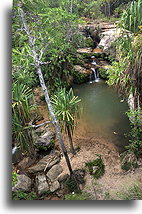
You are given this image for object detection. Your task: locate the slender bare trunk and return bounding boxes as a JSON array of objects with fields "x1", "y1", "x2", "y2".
[
  {"x1": 67, "y1": 126, "x2": 76, "y2": 155},
  {"x1": 19, "y1": 7, "x2": 73, "y2": 175}
]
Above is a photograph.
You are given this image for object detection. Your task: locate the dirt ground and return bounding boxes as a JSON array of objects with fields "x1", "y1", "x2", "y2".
[{"x1": 59, "y1": 120, "x2": 142, "y2": 200}]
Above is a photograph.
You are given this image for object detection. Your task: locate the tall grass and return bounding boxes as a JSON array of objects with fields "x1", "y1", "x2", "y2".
[{"x1": 119, "y1": 0, "x2": 142, "y2": 33}]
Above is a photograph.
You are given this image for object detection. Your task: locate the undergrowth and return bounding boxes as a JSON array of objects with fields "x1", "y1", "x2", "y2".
[{"x1": 85, "y1": 155, "x2": 105, "y2": 179}]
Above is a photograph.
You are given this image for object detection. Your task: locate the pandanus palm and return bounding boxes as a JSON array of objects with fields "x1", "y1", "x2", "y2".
[
  {"x1": 51, "y1": 88, "x2": 81, "y2": 155},
  {"x1": 12, "y1": 82, "x2": 35, "y2": 154}
]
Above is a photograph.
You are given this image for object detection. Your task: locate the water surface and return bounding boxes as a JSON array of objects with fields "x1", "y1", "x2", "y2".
[{"x1": 73, "y1": 80, "x2": 131, "y2": 152}]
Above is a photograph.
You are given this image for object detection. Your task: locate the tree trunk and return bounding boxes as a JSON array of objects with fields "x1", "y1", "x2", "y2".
[
  {"x1": 19, "y1": 7, "x2": 73, "y2": 175},
  {"x1": 70, "y1": 0, "x2": 73, "y2": 14},
  {"x1": 67, "y1": 126, "x2": 76, "y2": 155}
]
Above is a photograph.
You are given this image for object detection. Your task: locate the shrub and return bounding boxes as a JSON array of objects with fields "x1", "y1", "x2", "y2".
[
  {"x1": 65, "y1": 176, "x2": 79, "y2": 193},
  {"x1": 98, "y1": 68, "x2": 108, "y2": 79},
  {"x1": 126, "y1": 108, "x2": 142, "y2": 158},
  {"x1": 85, "y1": 156, "x2": 105, "y2": 179}
]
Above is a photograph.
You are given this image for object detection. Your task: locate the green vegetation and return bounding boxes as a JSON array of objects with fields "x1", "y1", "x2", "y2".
[
  {"x1": 51, "y1": 88, "x2": 81, "y2": 154},
  {"x1": 98, "y1": 68, "x2": 108, "y2": 79},
  {"x1": 118, "y1": 0, "x2": 142, "y2": 33},
  {"x1": 12, "y1": 172, "x2": 18, "y2": 187},
  {"x1": 85, "y1": 156, "x2": 105, "y2": 179},
  {"x1": 64, "y1": 192, "x2": 88, "y2": 200},
  {"x1": 65, "y1": 176, "x2": 79, "y2": 193},
  {"x1": 126, "y1": 108, "x2": 142, "y2": 158},
  {"x1": 106, "y1": 1, "x2": 142, "y2": 170},
  {"x1": 12, "y1": 82, "x2": 35, "y2": 154},
  {"x1": 12, "y1": 191, "x2": 37, "y2": 200},
  {"x1": 116, "y1": 182, "x2": 142, "y2": 200}
]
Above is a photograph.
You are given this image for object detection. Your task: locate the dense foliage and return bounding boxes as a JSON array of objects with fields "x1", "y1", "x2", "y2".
[
  {"x1": 106, "y1": 0, "x2": 142, "y2": 165},
  {"x1": 12, "y1": 0, "x2": 84, "y2": 153}
]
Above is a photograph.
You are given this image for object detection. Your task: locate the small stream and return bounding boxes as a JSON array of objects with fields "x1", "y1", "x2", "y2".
[{"x1": 73, "y1": 80, "x2": 131, "y2": 153}]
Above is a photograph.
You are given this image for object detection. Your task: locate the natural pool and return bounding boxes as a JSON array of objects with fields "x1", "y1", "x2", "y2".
[{"x1": 73, "y1": 79, "x2": 131, "y2": 152}]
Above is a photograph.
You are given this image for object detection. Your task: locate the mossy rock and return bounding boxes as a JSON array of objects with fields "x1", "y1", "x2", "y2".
[{"x1": 85, "y1": 156, "x2": 105, "y2": 179}]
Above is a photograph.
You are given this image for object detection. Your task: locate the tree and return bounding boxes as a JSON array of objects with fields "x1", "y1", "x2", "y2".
[
  {"x1": 51, "y1": 88, "x2": 81, "y2": 155},
  {"x1": 18, "y1": 5, "x2": 73, "y2": 175}
]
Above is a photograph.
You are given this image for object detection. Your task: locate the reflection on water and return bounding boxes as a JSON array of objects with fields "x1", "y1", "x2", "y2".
[{"x1": 73, "y1": 80, "x2": 131, "y2": 152}]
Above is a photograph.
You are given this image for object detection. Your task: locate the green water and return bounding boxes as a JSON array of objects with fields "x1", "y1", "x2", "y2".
[{"x1": 73, "y1": 80, "x2": 131, "y2": 152}]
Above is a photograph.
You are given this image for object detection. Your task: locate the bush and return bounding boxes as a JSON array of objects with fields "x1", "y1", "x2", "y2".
[
  {"x1": 98, "y1": 68, "x2": 108, "y2": 79},
  {"x1": 126, "y1": 108, "x2": 142, "y2": 158},
  {"x1": 85, "y1": 156, "x2": 105, "y2": 179},
  {"x1": 65, "y1": 176, "x2": 79, "y2": 193}
]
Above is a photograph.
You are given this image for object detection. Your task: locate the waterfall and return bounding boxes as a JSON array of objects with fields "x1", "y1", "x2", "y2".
[
  {"x1": 91, "y1": 68, "x2": 97, "y2": 79},
  {"x1": 89, "y1": 56, "x2": 100, "y2": 83}
]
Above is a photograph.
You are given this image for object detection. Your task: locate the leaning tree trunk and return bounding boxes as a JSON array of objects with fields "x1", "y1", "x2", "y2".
[
  {"x1": 67, "y1": 126, "x2": 76, "y2": 155},
  {"x1": 19, "y1": 7, "x2": 73, "y2": 175}
]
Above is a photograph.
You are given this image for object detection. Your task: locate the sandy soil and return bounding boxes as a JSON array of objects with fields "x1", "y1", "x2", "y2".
[{"x1": 59, "y1": 121, "x2": 142, "y2": 200}]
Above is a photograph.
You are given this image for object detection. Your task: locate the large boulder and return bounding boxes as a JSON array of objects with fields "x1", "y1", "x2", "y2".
[
  {"x1": 12, "y1": 175, "x2": 31, "y2": 192},
  {"x1": 46, "y1": 164, "x2": 63, "y2": 181},
  {"x1": 36, "y1": 174, "x2": 49, "y2": 195},
  {"x1": 27, "y1": 151, "x2": 61, "y2": 174}
]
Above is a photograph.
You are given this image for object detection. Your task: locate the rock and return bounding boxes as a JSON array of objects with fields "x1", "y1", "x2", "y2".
[
  {"x1": 27, "y1": 151, "x2": 61, "y2": 174},
  {"x1": 12, "y1": 175, "x2": 31, "y2": 192},
  {"x1": 92, "y1": 166, "x2": 99, "y2": 174},
  {"x1": 32, "y1": 124, "x2": 55, "y2": 151},
  {"x1": 49, "y1": 181, "x2": 60, "y2": 192},
  {"x1": 74, "y1": 169, "x2": 85, "y2": 181},
  {"x1": 58, "y1": 173, "x2": 69, "y2": 182},
  {"x1": 17, "y1": 157, "x2": 35, "y2": 170},
  {"x1": 47, "y1": 164, "x2": 63, "y2": 181},
  {"x1": 35, "y1": 129, "x2": 55, "y2": 150},
  {"x1": 36, "y1": 174, "x2": 49, "y2": 195},
  {"x1": 74, "y1": 65, "x2": 91, "y2": 75}
]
